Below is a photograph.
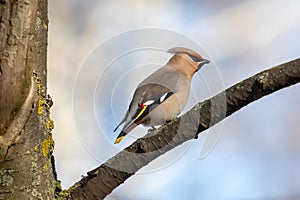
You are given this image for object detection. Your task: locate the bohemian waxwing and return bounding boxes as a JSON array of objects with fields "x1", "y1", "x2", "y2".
[{"x1": 114, "y1": 47, "x2": 210, "y2": 144}]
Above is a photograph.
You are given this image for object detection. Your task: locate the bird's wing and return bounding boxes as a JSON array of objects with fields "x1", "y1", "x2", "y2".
[
  {"x1": 130, "y1": 83, "x2": 174, "y2": 122},
  {"x1": 114, "y1": 84, "x2": 175, "y2": 144},
  {"x1": 114, "y1": 66, "x2": 180, "y2": 132},
  {"x1": 126, "y1": 67, "x2": 181, "y2": 122},
  {"x1": 114, "y1": 67, "x2": 182, "y2": 143}
]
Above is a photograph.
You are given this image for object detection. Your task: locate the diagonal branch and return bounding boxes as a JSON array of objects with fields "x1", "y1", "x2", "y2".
[{"x1": 70, "y1": 58, "x2": 300, "y2": 200}]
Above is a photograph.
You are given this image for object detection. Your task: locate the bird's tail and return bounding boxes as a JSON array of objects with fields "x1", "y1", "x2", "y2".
[
  {"x1": 114, "y1": 122, "x2": 138, "y2": 144},
  {"x1": 114, "y1": 130, "x2": 127, "y2": 144}
]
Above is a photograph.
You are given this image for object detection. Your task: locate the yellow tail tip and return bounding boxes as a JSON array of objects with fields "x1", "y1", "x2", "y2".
[{"x1": 114, "y1": 136, "x2": 125, "y2": 144}]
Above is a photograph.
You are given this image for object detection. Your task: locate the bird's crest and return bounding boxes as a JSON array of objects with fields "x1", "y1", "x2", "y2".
[{"x1": 167, "y1": 47, "x2": 203, "y2": 60}]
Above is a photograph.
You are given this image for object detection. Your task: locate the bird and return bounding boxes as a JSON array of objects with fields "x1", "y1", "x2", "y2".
[{"x1": 113, "y1": 47, "x2": 210, "y2": 144}]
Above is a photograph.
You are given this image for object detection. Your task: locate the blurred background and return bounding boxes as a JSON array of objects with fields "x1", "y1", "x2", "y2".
[{"x1": 48, "y1": 0, "x2": 300, "y2": 199}]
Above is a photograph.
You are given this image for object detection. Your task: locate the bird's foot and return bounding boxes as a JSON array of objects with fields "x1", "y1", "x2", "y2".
[
  {"x1": 164, "y1": 120, "x2": 171, "y2": 125},
  {"x1": 147, "y1": 126, "x2": 157, "y2": 133}
]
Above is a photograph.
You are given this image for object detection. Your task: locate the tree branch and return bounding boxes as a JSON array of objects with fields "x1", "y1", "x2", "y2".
[{"x1": 70, "y1": 58, "x2": 300, "y2": 200}]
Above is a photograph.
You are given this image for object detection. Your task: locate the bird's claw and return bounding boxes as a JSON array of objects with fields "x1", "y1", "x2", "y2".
[{"x1": 147, "y1": 126, "x2": 157, "y2": 133}]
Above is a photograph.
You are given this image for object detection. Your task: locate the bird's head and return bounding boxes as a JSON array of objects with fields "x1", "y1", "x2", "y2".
[{"x1": 167, "y1": 47, "x2": 210, "y2": 73}]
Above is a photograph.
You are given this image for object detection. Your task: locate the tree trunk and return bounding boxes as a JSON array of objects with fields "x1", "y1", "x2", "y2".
[{"x1": 0, "y1": 0, "x2": 57, "y2": 199}]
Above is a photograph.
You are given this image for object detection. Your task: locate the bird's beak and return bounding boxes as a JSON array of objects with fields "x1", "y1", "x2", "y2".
[{"x1": 196, "y1": 59, "x2": 210, "y2": 71}]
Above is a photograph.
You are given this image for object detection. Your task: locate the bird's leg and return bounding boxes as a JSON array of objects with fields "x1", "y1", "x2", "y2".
[
  {"x1": 147, "y1": 119, "x2": 172, "y2": 134},
  {"x1": 161, "y1": 120, "x2": 172, "y2": 127},
  {"x1": 147, "y1": 126, "x2": 157, "y2": 133}
]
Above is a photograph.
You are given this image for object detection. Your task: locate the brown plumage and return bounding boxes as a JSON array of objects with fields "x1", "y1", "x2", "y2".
[
  {"x1": 168, "y1": 47, "x2": 204, "y2": 60},
  {"x1": 114, "y1": 47, "x2": 210, "y2": 144}
]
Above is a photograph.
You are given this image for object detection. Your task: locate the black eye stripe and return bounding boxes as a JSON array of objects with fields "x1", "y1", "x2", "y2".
[{"x1": 188, "y1": 54, "x2": 201, "y2": 62}]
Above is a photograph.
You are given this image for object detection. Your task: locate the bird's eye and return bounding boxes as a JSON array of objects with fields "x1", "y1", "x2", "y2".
[{"x1": 190, "y1": 55, "x2": 200, "y2": 62}]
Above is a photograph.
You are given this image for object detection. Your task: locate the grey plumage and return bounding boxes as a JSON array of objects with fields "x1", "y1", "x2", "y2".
[{"x1": 114, "y1": 47, "x2": 210, "y2": 144}]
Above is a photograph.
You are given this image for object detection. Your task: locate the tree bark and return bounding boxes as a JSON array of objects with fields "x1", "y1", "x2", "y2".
[
  {"x1": 0, "y1": 0, "x2": 57, "y2": 199},
  {"x1": 70, "y1": 58, "x2": 300, "y2": 200}
]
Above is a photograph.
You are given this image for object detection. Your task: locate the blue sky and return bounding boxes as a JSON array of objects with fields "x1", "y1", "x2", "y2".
[{"x1": 49, "y1": 0, "x2": 300, "y2": 199}]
